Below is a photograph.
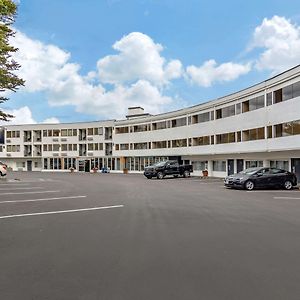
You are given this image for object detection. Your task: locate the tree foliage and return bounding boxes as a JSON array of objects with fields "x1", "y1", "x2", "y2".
[{"x1": 0, "y1": 0, "x2": 24, "y2": 121}]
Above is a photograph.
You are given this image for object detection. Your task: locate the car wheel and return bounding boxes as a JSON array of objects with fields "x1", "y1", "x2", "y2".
[
  {"x1": 284, "y1": 180, "x2": 293, "y2": 190},
  {"x1": 244, "y1": 180, "x2": 254, "y2": 191},
  {"x1": 146, "y1": 176, "x2": 152, "y2": 179},
  {"x1": 183, "y1": 170, "x2": 190, "y2": 178},
  {"x1": 157, "y1": 172, "x2": 164, "y2": 180}
]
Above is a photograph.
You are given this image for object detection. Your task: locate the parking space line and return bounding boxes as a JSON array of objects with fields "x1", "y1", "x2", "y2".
[
  {"x1": 274, "y1": 197, "x2": 300, "y2": 200},
  {"x1": 0, "y1": 187, "x2": 43, "y2": 191},
  {"x1": 246, "y1": 190, "x2": 300, "y2": 193},
  {"x1": 0, "y1": 205, "x2": 124, "y2": 220},
  {"x1": 0, "y1": 195, "x2": 87, "y2": 204},
  {"x1": 0, "y1": 184, "x2": 30, "y2": 186},
  {"x1": 1, "y1": 190, "x2": 60, "y2": 195}
]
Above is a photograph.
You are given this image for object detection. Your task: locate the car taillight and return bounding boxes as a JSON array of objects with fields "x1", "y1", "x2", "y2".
[{"x1": 3, "y1": 165, "x2": 7, "y2": 170}]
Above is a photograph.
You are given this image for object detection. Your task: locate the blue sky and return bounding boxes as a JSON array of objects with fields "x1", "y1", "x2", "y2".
[{"x1": 2, "y1": 0, "x2": 300, "y2": 124}]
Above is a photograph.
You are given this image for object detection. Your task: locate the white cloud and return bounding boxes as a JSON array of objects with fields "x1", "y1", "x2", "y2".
[
  {"x1": 250, "y1": 16, "x2": 300, "y2": 73},
  {"x1": 0, "y1": 107, "x2": 60, "y2": 125},
  {"x1": 48, "y1": 79, "x2": 172, "y2": 119},
  {"x1": 186, "y1": 59, "x2": 251, "y2": 87},
  {"x1": 12, "y1": 30, "x2": 79, "y2": 93},
  {"x1": 43, "y1": 117, "x2": 60, "y2": 124},
  {"x1": 0, "y1": 106, "x2": 36, "y2": 125},
  {"x1": 97, "y1": 32, "x2": 182, "y2": 85},
  {"x1": 10, "y1": 30, "x2": 178, "y2": 119}
]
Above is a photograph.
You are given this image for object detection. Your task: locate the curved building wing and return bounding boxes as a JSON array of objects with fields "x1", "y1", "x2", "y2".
[{"x1": 1, "y1": 65, "x2": 300, "y2": 178}]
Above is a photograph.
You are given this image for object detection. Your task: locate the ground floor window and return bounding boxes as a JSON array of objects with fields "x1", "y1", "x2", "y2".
[
  {"x1": 43, "y1": 157, "x2": 76, "y2": 170},
  {"x1": 16, "y1": 161, "x2": 26, "y2": 168},
  {"x1": 245, "y1": 160, "x2": 263, "y2": 169},
  {"x1": 125, "y1": 156, "x2": 168, "y2": 171},
  {"x1": 192, "y1": 161, "x2": 208, "y2": 171},
  {"x1": 270, "y1": 160, "x2": 289, "y2": 171},
  {"x1": 213, "y1": 160, "x2": 226, "y2": 172}
]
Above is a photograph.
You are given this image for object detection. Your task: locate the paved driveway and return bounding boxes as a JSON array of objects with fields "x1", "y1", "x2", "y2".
[{"x1": 0, "y1": 172, "x2": 300, "y2": 300}]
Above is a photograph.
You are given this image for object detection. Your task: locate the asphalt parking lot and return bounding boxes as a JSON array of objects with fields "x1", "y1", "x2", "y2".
[{"x1": 0, "y1": 172, "x2": 300, "y2": 300}]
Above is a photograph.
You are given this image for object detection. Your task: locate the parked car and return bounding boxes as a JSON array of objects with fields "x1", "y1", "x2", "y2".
[
  {"x1": 0, "y1": 161, "x2": 7, "y2": 177},
  {"x1": 224, "y1": 167, "x2": 297, "y2": 191},
  {"x1": 144, "y1": 160, "x2": 193, "y2": 179}
]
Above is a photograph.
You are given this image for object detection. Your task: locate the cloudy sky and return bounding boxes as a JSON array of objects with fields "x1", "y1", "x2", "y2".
[{"x1": 2, "y1": 0, "x2": 300, "y2": 124}]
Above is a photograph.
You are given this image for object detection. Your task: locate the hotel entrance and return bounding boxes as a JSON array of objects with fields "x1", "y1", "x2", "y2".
[
  {"x1": 84, "y1": 160, "x2": 90, "y2": 172},
  {"x1": 291, "y1": 158, "x2": 300, "y2": 181}
]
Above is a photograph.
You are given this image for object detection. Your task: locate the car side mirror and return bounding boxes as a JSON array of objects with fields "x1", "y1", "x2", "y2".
[{"x1": 256, "y1": 172, "x2": 263, "y2": 177}]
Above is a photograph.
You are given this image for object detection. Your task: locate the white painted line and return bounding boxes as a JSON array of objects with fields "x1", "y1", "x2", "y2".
[
  {"x1": 1, "y1": 190, "x2": 60, "y2": 195},
  {"x1": 247, "y1": 190, "x2": 300, "y2": 193},
  {"x1": 0, "y1": 205, "x2": 124, "y2": 220},
  {"x1": 274, "y1": 196, "x2": 300, "y2": 200},
  {"x1": 0, "y1": 195, "x2": 87, "y2": 204},
  {"x1": 0, "y1": 184, "x2": 30, "y2": 186},
  {"x1": 0, "y1": 187, "x2": 43, "y2": 191}
]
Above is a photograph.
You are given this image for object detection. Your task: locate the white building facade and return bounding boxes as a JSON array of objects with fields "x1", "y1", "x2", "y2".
[{"x1": 1, "y1": 66, "x2": 300, "y2": 178}]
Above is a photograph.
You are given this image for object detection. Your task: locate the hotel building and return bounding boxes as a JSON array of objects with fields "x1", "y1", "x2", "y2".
[{"x1": 1, "y1": 65, "x2": 300, "y2": 179}]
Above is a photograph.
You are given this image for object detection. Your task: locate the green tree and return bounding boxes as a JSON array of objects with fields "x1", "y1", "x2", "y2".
[{"x1": 0, "y1": 0, "x2": 24, "y2": 121}]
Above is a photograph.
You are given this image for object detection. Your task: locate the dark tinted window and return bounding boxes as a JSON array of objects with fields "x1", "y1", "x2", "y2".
[
  {"x1": 282, "y1": 85, "x2": 293, "y2": 101},
  {"x1": 270, "y1": 168, "x2": 285, "y2": 174}
]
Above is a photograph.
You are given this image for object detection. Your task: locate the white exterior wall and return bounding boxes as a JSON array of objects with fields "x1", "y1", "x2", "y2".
[{"x1": 1, "y1": 65, "x2": 300, "y2": 177}]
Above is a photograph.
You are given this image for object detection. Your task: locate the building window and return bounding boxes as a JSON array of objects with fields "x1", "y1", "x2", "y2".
[
  {"x1": 236, "y1": 103, "x2": 241, "y2": 114},
  {"x1": 53, "y1": 130, "x2": 60, "y2": 137},
  {"x1": 171, "y1": 117, "x2": 187, "y2": 128},
  {"x1": 267, "y1": 126, "x2": 272, "y2": 138},
  {"x1": 88, "y1": 128, "x2": 93, "y2": 135},
  {"x1": 242, "y1": 100, "x2": 249, "y2": 112},
  {"x1": 134, "y1": 142, "x2": 148, "y2": 150},
  {"x1": 274, "y1": 89, "x2": 283, "y2": 103},
  {"x1": 245, "y1": 160, "x2": 263, "y2": 169},
  {"x1": 216, "y1": 105, "x2": 235, "y2": 119},
  {"x1": 61, "y1": 129, "x2": 68, "y2": 136},
  {"x1": 274, "y1": 120, "x2": 300, "y2": 137},
  {"x1": 192, "y1": 136, "x2": 210, "y2": 146},
  {"x1": 213, "y1": 161, "x2": 226, "y2": 172},
  {"x1": 152, "y1": 121, "x2": 167, "y2": 130},
  {"x1": 191, "y1": 112, "x2": 210, "y2": 124},
  {"x1": 120, "y1": 144, "x2": 129, "y2": 150},
  {"x1": 172, "y1": 139, "x2": 187, "y2": 148},
  {"x1": 115, "y1": 126, "x2": 129, "y2": 134},
  {"x1": 270, "y1": 160, "x2": 289, "y2": 171},
  {"x1": 61, "y1": 144, "x2": 68, "y2": 151},
  {"x1": 242, "y1": 127, "x2": 265, "y2": 141},
  {"x1": 282, "y1": 84, "x2": 293, "y2": 101},
  {"x1": 53, "y1": 144, "x2": 60, "y2": 151},
  {"x1": 192, "y1": 161, "x2": 207, "y2": 171},
  {"x1": 266, "y1": 92, "x2": 272, "y2": 106},
  {"x1": 152, "y1": 141, "x2": 167, "y2": 149},
  {"x1": 243, "y1": 96, "x2": 265, "y2": 112},
  {"x1": 216, "y1": 132, "x2": 236, "y2": 144}
]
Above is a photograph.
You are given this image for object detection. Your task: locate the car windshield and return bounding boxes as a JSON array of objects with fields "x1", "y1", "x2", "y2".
[
  {"x1": 239, "y1": 167, "x2": 261, "y2": 175},
  {"x1": 153, "y1": 161, "x2": 167, "y2": 167}
]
